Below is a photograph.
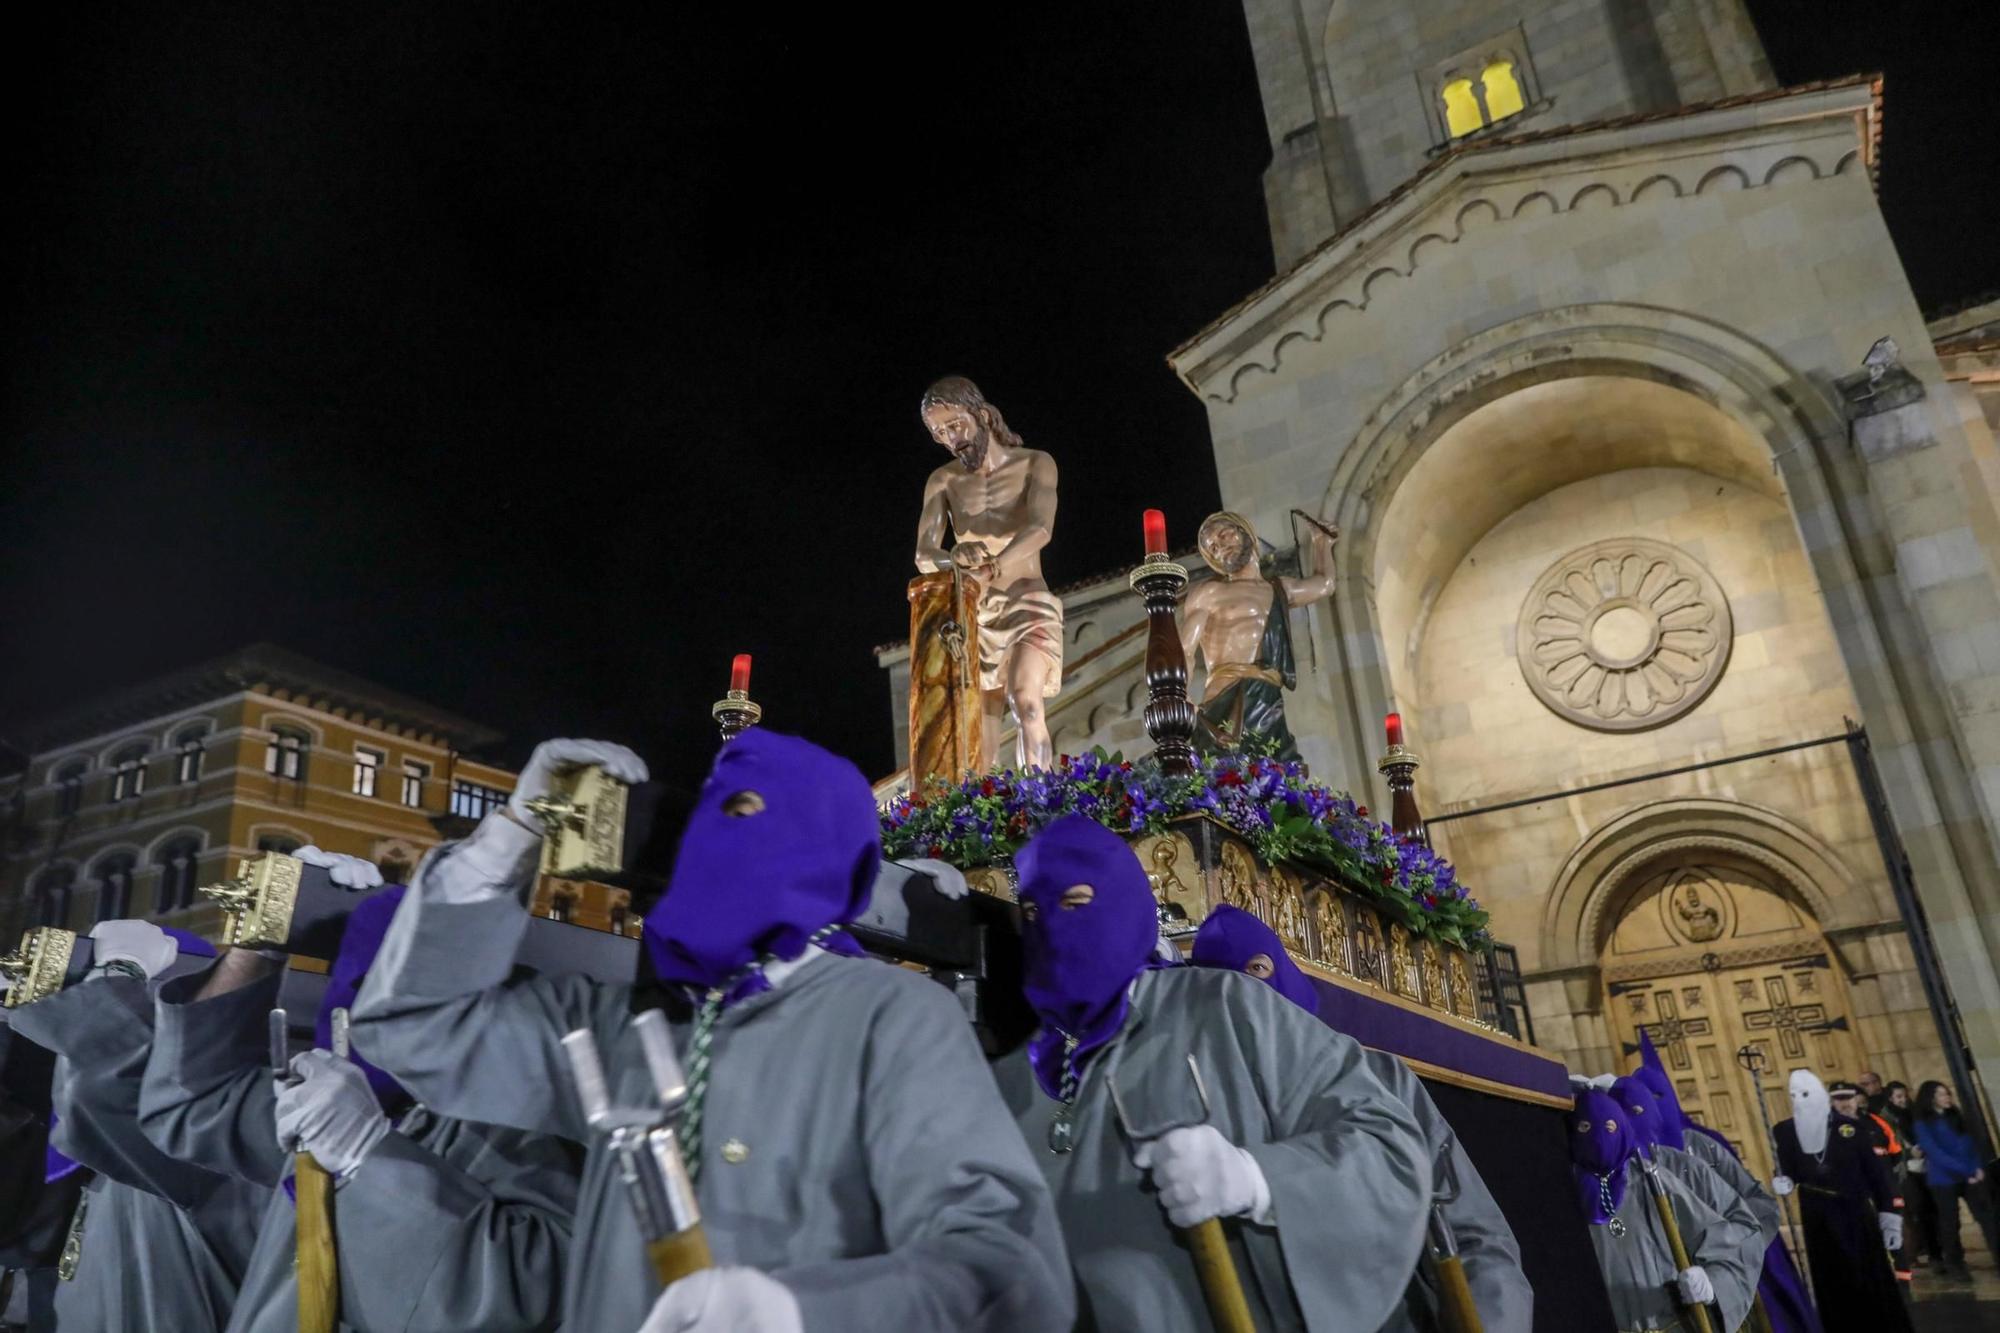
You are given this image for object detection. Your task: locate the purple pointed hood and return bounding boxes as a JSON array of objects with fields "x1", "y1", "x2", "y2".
[
  {"x1": 645, "y1": 729, "x2": 878, "y2": 999},
  {"x1": 1609, "y1": 1074, "x2": 1672, "y2": 1155},
  {"x1": 1571, "y1": 1087, "x2": 1637, "y2": 1224},
  {"x1": 1015, "y1": 815, "x2": 1166, "y2": 1099},
  {"x1": 317, "y1": 885, "x2": 409, "y2": 1110},
  {"x1": 1191, "y1": 904, "x2": 1320, "y2": 1016},
  {"x1": 1634, "y1": 1030, "x2": 1692, "y2": 1143}
]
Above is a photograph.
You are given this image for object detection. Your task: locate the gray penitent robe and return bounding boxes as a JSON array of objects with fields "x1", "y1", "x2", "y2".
[
  {"x1": 1680, "y1": 1130, "x2": 1782, "y2": 1246},
  {"x1": 8, "y1": 975, "x2": 266, "y2": 1333},
  {"x1": 1651, "y1": 1142, "x2": 1767, "y2": 1267},
  {"x1": 1587, "y1": 1154, "x2": 1763, "y2": 1332},
  {"x1": 995, "y1": 966, "x2": 1432, "y2": 1333},
  {"x1": 1361, "y1": 1049, "x2": 1533, "y2": 1333},
  {"x1": 139, "y1": 966, "x2": 578, "y2": 1333},
  {"x1": 348, "y1": 818, "x2": 1076, "y2": 1333}
]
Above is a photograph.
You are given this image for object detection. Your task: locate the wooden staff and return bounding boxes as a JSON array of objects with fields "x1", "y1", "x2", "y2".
[
  {"x1": 1426, "y1": 1154, "x2": 1484, "y2": 1333},
  {"x1": 272, "y1": 1008, "x2": 338, "y2": 1333},
  {"x1": 1638, "y1": 1152, "x2": 1713, "y2": 1333},
  {"x1": 1109, "y1": 1056, "x2": 1254, "y2": 1333}
]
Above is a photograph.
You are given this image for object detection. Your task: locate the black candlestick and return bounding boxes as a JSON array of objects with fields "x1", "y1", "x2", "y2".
[{"x1": 1130, "y1": 554, "x2": 1195, "y2": 777}]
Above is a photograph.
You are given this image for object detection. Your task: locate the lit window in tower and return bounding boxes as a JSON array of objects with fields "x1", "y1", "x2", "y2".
[
  {"x1": 1481, "y1": 60, "x2": 1525, "y2": 121},
  {"x1": 1442, "y1": 79, "x2": 1483, "y2": 138}
]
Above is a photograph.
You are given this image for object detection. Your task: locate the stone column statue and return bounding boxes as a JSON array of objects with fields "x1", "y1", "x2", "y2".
[
  {"x1": 1180, "y1": 510, "x2": 1337, "y2": 760},
  {"x1": 914, "y1": 376, "x2": 1063, "y2": 771}
]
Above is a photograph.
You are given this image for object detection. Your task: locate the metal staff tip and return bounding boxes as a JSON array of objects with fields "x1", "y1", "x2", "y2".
[{"x1": 632, "y1": 1010, "x2": 687, "y2": 1112}]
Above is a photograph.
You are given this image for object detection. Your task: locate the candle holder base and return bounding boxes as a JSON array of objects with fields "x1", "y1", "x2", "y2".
[{"x1": 712, "y1": 691, "x2": 763, "y2": 742}]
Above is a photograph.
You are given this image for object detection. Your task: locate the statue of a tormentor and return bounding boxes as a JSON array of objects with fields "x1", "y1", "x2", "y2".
[
  {"x1": 914, "y1": 376, "x2": 1062, "y2": 771},
  {"x1": 1181, "y1": 510, "x2": 1337, "y2": 761}
]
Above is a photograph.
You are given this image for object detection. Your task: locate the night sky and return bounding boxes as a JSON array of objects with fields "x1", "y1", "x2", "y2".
[{"x1": 4, "y1": 3, "x2": 1995, "y2": 787}]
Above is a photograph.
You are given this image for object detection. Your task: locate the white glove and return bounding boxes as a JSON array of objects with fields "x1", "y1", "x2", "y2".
[
  {"x1": 292, "y1": 846, "x2": 385, "y2": 889},
  {"x1": 1131, "y1": 1124, "x2": 1272, "y2": 1228},
  {"x1": 1769, "y1": 1174, "x2": 1794, "y2": 1196},
  {"x1": 639, "y1": 1267, "x2": 802, "y2": 1333},
  {"x1": 899, "y1": 858, "x2": 970, "y2": 901},
  {"x1": 275, "y1": 1050, "x2": 391, "y2": 1180},
  {"x1": 1879, "y1": 1212, "x2": 1903, "y2": 1250},
  {"x1": 1675, "y1": 1265, "x2": 1715, "y2": 1305},
  {"x1": 508, "y1": 738, "x2": 649, "y2": 828},
  {"x1": 89, "y1": 920, "x2": 179, "y2": 979}
]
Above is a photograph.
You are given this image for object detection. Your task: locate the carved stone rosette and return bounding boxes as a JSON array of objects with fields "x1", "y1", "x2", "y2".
[{"x1": 1517, "y1": 538, "x2": 1731, "y2": 731}]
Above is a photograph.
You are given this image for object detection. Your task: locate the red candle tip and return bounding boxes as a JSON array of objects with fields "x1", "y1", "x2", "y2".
[
  {"x1": 730, "y1": 654, "x2": 752, "y2": 693},
  {"x1": 1385, "y1": 712, "x2": 1403, "y2": 747},
  {"x1": 1143, "y1": 509, "x2": 1167, "y2": 556}
]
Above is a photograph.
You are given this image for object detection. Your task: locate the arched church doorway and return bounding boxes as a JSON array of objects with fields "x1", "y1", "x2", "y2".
[{"x1": 1601, "y1": 855, "x2": 1865, "y2": 1183}]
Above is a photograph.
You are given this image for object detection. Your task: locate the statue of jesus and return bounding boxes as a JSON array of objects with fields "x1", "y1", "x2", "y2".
[
  {"x1": 914, "y1": 376, "x2": 1063, "y2": 772},
  {"x1": 1180, "y1": 510, "x2": 1337, "y2": 761}
]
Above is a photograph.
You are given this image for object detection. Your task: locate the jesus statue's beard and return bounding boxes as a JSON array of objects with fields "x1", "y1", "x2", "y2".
[{"x1": 951, "y1": 427, "x2": 991, "y2": 471}]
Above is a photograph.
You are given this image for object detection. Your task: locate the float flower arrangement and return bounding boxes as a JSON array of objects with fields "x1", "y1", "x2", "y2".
[{"x1": 880, "y1": 747, "x2": 1490, "y2": 948}]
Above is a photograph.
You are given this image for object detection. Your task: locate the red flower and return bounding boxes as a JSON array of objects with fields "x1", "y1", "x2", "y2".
[
  {"x1": 980, "y1": 778, "x2": 996, "y2": 796},
  {"x1": 1216, "y1": 771, "x2": 1244, "y2": 788},
  {"x1": 927, "y1": 844, "x2": 943, "y2": 857},
  {"x1": 1355, "y1": 805, "x2": 1369, "y2": 819}
]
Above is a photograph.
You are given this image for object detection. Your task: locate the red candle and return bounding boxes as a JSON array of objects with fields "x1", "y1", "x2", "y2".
[
  {"x1": 1385, "y1": 712, "x2": 1403, "y2": 747},
  {"x1": 730, "y1": 654, "x2": 752, "y2": 694},
  {"x1": 1143, "y1": 509, "x2": 1167, "y2": 556}
]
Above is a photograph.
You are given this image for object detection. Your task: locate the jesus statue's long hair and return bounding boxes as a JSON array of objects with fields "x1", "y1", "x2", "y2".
[{"x1": 920, "y1": 375, "x2": 1024, "y2": 451}]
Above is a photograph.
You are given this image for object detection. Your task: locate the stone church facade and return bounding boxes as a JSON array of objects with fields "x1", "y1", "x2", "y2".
[{"x1": 881, "y1": 0, "x2": 2000, "y2": 1171}]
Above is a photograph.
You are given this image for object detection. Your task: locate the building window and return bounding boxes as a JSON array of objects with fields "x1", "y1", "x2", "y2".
[
  {"x1": 353, "y1": 746, "x2": 385, "y2": 798},
  {"x1": 94, "y1": 853, "x2": 137, "y2": 921},
  {"x1": 256, "y1": 834, "x2": 302, "y2": 855},
  {"x1": 173, "y1": 726, "x2": 207, "y2": 784},
  {"x1": 400, "y1": 760, "x2": 431, "y2": 808},
  {"x1": 110, "y1": 745, "x2": 149, "y2": 803},
  {"x1": 608, "y1": 903, "x2": 628, "y2": 936},
  {"x1": 155, "y1": 837, "x2": 203, "y2": 913},
  {"x1": 55, "y1": 761, "x2": 87, "y2": 818},
  {"x1": 450, "y1": 780, "x2": 509, "y2": 820},
  {"x1": 1422, "y1": 28, "x2": 1540, "y2": 146},
  {"x1": 1481, "y1": 59, "x2": 1525, "y2": 120},
  {"x1": 1441, "y1": 78, "x2": 1483, "y2": 138},
  {"x1": 32, "y1": 865, "x2": 76, "y2": 927},
  {"x1": 265, "y1": 727, "x2": 309, "y2": 780},
  {"x1": 548, "y1": 891, "x2": 575, "y2": 924}
]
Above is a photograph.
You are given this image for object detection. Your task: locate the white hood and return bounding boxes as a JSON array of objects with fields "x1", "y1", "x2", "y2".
[{"x1": 1791, "y1": 1069, "x2": 1830, "y2": 1154}]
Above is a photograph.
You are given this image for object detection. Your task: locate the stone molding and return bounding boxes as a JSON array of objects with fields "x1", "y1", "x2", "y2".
[
  {"x1": 1516, "y1": 537, "x2": 1731, "y2": 731},
  {"x1": 1169, "y1": 82, "x2": 1879, "y2": 403}
]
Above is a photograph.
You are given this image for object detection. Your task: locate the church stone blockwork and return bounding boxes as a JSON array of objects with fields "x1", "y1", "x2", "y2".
[{"x1": 1159, "y1": 7, "x2": 2000, "y2": 1115}]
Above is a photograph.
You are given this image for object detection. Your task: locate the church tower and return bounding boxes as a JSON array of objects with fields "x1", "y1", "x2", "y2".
[{"x1": 1242, "y1": 0, "x2": 1775, "y2": 265}]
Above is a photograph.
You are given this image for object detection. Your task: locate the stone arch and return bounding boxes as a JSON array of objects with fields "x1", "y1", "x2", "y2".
[
  {"x1": 1307, "y1": 302, "x2": 1872, "y2": 790},
  {"x1": 1540, "y1": 797, "x2": 1874, "y2": 975}
]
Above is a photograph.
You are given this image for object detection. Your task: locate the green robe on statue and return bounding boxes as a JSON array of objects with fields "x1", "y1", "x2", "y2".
[{"x1": 1195, "y1": 574, "x2": 1301, "y2": 761}]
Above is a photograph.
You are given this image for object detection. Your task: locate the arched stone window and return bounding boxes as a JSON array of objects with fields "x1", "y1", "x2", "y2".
[
  {"x1": 94, "y1": 852, "x2": 138, "y2": 921},
  {"x1": 155, "y1": 836, "x2": 204, "y2": 913},
  {"x1": 32, "y1": 864, "x2": 76, "y2": 927},
  {"x1": 1441, "y1": 79, "x2": 1483, "y2": 138},
  {"x1": 1423, "y1": 29, "x2": 1541, "y2": 145},
  {"x1": 1480, "y1": 59, "x2": 1525, "y2": 121},
  {"x1": 265, "y1": 726, "x2": 310, "y2": 781},
  {"x1": 110, "y1": 744, "x2": 149, "y2": 803},
  {"x1": 54, "y1": 761, "x2": 87, "y2": 819},
  {"x1": 173, "y1": 724, "x2": 209, "y2": 784}
]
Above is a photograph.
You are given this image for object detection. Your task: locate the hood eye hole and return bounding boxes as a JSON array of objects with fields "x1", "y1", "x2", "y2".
[
  {"x1": 1058, "y1": 884, "x2": 1094, "y2": 909},
  {"x1": 722, "y1": 790, "x2": 766, "y2": 818}
]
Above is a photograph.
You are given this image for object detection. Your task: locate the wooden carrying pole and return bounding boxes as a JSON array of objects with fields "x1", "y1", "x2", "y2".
[
  {"x1": 1184, "y1": 1219, "x2": 1256, "y2": 1333},
  {"x1": 294, "y1": 1159, "x2": 340, "y2": 1333},
  {"x1": 1640, "y1": 1156, "x2": 1714, "y2": 1333},
  {"x1": 272, "y1": 1008, "x2": 338, "y2": 1333}
]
